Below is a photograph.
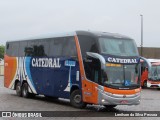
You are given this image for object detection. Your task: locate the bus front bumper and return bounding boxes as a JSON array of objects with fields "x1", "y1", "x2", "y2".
[
  {"x1": 147, "y1": 82, "x2": 160, "y2": 88},
  {"x1": 98, "y1": 91, "x2": 141, "y2": 105}
]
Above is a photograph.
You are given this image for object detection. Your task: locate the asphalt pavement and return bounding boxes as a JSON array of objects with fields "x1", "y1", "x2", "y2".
[{"x1": 0, "y1": 76, "x2": 160, "y2": 120}]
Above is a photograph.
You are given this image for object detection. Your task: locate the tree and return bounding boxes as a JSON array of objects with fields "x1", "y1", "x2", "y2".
[{"x1": 0, "y1": 45, "x2": 5, "y2": 59}]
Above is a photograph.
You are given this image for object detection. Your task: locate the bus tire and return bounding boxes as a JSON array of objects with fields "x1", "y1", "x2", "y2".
[
  {"x1": 143, "y1": 80, "x2": 147, "y2": 88},
  {"x1": 22, "y1": 83, "x2": 30, "y2": 98},
  {"x1": 29, "y1": 93, "x2": 36, "y2": 98},
  {"x1": 104, "y1": 105, "x2": 117, "y2": 109},
  {"x1": 15, "y1": 82, "x2": 22, "y2": 97},
  {"x1": 70, "y1": 90, "x2": 86, "y2": 108}
]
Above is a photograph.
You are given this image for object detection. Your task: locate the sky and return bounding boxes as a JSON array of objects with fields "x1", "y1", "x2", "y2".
[{"x1": 0, "y1": 0, "x2": 160, "y2": 47}]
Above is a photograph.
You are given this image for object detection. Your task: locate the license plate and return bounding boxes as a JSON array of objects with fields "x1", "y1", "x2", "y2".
[{"x1": 120, "y1": 100, "x2": 128, "y2": 104}]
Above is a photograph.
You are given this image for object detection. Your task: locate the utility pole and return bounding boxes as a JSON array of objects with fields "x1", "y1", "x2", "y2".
[{"x1": 140, "y1": 14, "x2": 143, "y2": 56}]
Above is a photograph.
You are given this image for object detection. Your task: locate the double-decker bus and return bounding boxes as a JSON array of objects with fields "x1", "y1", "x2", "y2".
[
  {"x1": 4, "y1": 31, "x2": 150, "y2": 108},
  {"x1": 141, "y1": 59, "x2": 160, "y2": 88}
]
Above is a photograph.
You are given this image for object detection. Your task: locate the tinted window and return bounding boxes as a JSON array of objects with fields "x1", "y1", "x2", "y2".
[
  {"x1": 6, "y1": 42, "x2": 19, "y2": 56},
  {"x1": 26, "y1": 39, "x2": 49, "y2": 57},
  {"x1": 19, "y1": 41, "x2": 28, "y2": 56},
  {"x1": 62, "y1": 37, "x2": 77, "y2": 57},
  {"x1": 6, "y1": 42, "x2": 10, "y2": 55},
  {"x1": 35, "y1": 40, "x2": 49, "y2": 56},
  {"x1": 84, "y1": 58, "x2": 101, "y2": 83},
  {"x1": 49, "y1": 37, "x2": 64, "y2": 56},
  {"x1": 25, "y1": 40, "x2": 35, "y2": 56},
  {"x1": 78, "y1": 35, "x2": 99, "y2": 58},
  {"x1": 49, "y1": 37, "x2": 77, "y2": 57}
]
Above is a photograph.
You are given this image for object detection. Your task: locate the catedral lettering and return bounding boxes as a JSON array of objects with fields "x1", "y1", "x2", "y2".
[
  {"x1": 107, "y1": 57, "x2": 137, "y2": 64},
  {"x1": 32, "y1": 58, "x2": 61, "y2": 68},
  {"x1": 4, "y1": 31, "x2": 151, "y2": 109}
]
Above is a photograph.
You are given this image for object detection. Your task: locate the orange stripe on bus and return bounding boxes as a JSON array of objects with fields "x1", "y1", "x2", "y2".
[
  {"x1": 74, "y1": 35, "x2": 98, "y2": 104},
  {"x1": 4, "y1": 55, "x2": 17, "y2": 88},
  {"x1": 104, "y1": 87, "x2": 141, "y2": 95},
  {"x1": 74, "y1": 36, "x2": 86, "y2": 78}
]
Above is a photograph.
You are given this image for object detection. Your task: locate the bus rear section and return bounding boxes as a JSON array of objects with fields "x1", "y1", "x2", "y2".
[
  {"x1": 4, "y1": 31, "x2": 151, "y2": 108},
  {"x1": 141, "y1": 59, "x2": 160, "y2": 88},
  {"x1": 4, "y1": 35, "x2": 81, "y2": 101}
]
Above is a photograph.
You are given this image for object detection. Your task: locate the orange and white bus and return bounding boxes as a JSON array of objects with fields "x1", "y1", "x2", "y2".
[
  {"x1": 4, "y1": 31, "x2": 150, "y2": 108},
  {"x1": 141, "y1": 59, "x2": 160, "y2": 88}
]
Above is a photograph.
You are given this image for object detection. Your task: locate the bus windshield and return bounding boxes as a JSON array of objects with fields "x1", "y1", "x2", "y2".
[
  {"x1": 98, "y1": 37, "x2": 138, "y2": 56},
  {"x1": 150, "y1": 65, "x2": 160, "y2": 80},
  {"x1": 102, "y1": 63, "x2": 140, "y2": 89}
]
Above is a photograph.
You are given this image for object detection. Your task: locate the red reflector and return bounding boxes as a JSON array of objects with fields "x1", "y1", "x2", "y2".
[{"x1": 120, "y1": 100, "x2": 128, "y2": 104}]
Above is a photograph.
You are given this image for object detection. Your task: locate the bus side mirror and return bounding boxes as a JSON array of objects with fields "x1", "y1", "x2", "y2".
[{"x1": 86, "y1": 52, "x2": 106, "y2": 70}]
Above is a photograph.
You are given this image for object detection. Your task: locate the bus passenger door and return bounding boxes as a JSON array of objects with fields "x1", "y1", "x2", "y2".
[{"x1": 82, "y1": 57, "x2": 100, "y2": 104}]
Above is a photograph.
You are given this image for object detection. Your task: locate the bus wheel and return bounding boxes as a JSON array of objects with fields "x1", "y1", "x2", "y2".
[
  {"x1": 143, "y1": 80, "x2": 147, "y2": 88},
  {"x1": 29, "y1": 93, "x2": 36, "y2": 98},
  {"x1": 70, "y1": 90, "x2": 86, "y2": 108},
  {"x1": 16, "y1": 82, "x2": 22, "y2": 97},
  {"x1": 22, "y1": 83, "x2": 30, "y2": 98},
  {"x1": 104, "y1": 105, "x2": 117, "y2": 109}
]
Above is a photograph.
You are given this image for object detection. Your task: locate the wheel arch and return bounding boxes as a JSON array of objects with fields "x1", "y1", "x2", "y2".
[
  {"x1": 14, "y1": 79, "x2": 20, "y2": 90},
  {"x1": 143, "y1": 80, "x2": 147, "y2": 86},
  {"x1": 14, "y1": 80, "x2": 28, "y2": 90},
  {"x1": 70, "y1": 85, "x2": 80, "y2": 94}
]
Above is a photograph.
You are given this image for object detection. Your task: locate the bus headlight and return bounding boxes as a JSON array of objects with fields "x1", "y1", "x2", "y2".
[{"x1": 102, "y1": 99, "x2": 105, "y2": 102}]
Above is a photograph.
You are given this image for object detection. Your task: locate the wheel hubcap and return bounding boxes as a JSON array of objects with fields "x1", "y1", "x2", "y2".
[
  {"x1": 74, "y1": 94, "x2": 81, "y2": 103},
  {"x1": 16, "y1": 85, "x2": 20, "y2": 93},
  {"x1": 144, "y1": 82, "x2": 147, "y2": 87},
  {"x1": 23, "y1": 87, "x2": 27, "y2": 96}
]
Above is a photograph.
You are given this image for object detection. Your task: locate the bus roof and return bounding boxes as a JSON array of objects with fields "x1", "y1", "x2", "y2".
[
  {"x1": 6, "y1": 30, "x2": 132, "y2": 43},
  {"x1": 148, "y1": 59, "x2": 160, "y2": 63},
  {"x1": 76, "y1": 31, "x2": 132, "y2": 39}
]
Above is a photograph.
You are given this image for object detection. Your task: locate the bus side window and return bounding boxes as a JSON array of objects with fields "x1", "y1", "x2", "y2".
[
  {"x1": 8, "y1": 42, "x2": 19, "y2": 57},
  {"x1": 78, "y1": 35, "x2": 99, "y2": 58},
  {"x1": 6, "y1": 43, "x2": 9, "y2": 50},
  {"x1": 36, "y1": 40, "x2": 49, "y2": 57},
  {"x1": 26, "y1": 41, "x2": 35, "y2": 56},
  {"x1": 49, "y1": 38, "x2": 64, "y2": 57},
  {"x1": 6, "y1": 43, "x2": 10, "y2": 55},
  {"x1": 84, "y1": 57, "x2": 101, "y2": 83},
  {"x1": 25, "y1": 47, "x2": 34, "y2": 56},
  {"x1": 19, "y1": 41, "x2": 28, "y2": 57},
  {"x1": 62, "y1": 37, "x2": 77, "y2": 57}
]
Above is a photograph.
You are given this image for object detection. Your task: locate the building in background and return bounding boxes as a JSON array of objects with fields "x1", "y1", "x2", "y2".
[{"x1": 138, "y1": 47, "x2": 160, "y2": 59}]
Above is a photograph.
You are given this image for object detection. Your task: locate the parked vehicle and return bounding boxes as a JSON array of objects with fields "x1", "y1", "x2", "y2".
[
  {"x1": 4, "y1": 31, "x2": 150, "y2": 108},
  {"x1": 141, "y1": 59, "x2": 160, "y2": 88}
]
